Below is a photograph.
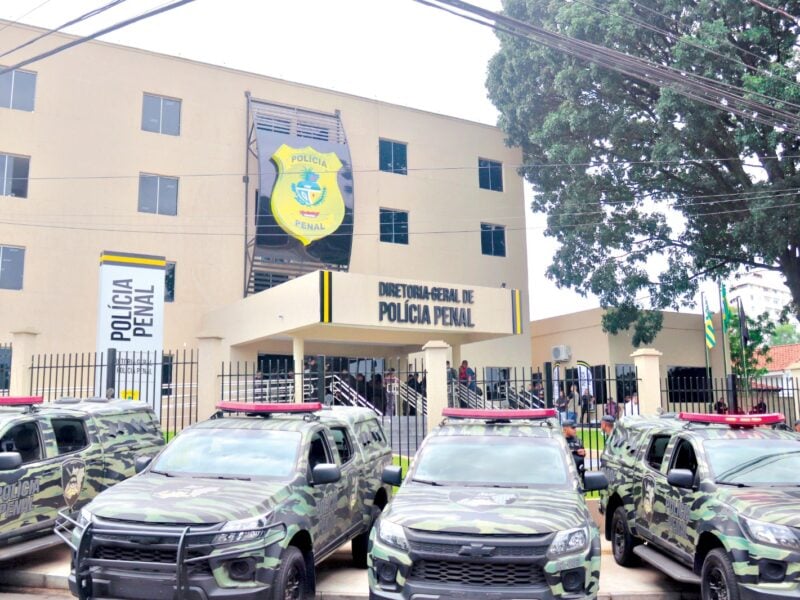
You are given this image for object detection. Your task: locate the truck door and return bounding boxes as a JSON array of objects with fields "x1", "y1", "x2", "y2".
[
  {"x1": 50, "y1": 416, "x2": 103, "y2": 508},
  {"x1": 307, "y1": 429, "x2": 347, "y2": 553},
  {"x1": 662, "y1": 438, "x2": 702, "y2": 560},
  {"x1": 329, "y1": 425, "x2": 361, "y2": 533},
  {"x1": 636, "y1": 433, "x2": 672, "y2": 543}
]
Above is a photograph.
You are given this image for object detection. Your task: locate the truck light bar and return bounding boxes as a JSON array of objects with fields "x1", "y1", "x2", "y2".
[
  {"x1": 0, "y1": 396, "x2": 44, "y2": 406},
  {"x1": 678, "y1": 412, "x2": 785, "y2": 426},
  {"x1": 443, "y1": 408, "x2": 558, "y2": 420},
  {"x1": 216, "y1": 401, "x2": 323, "y2": 414}
]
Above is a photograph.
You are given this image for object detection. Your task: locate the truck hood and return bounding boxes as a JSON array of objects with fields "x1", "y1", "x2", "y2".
[
  {"x1": 383, "y1": 485, "x2": 588, "y2": 534},
  {"x1": 86, "y1": 474, "x2": 293, "y2": 524},
  {"x1": 720, "y1": 487, "x2": 800, "y2": 528}
]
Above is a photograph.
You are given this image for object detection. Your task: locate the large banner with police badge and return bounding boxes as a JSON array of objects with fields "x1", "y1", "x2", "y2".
[{"x1": 95, "y1": 251, "x2": 165, "y2": 414}]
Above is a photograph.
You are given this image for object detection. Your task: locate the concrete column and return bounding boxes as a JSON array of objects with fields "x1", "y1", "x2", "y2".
[
  {"x1": 631, "y1": 348, "x2": 663, "y2": 417},
  {"x1": 292, "y1": 337, "x2": 305, "y2": 403},
  {"x1": 196, "y1": 335, "x2": 223, "y2": 420},
  {"x1": 786, "y1": 361, "x2": 800, "y2": 424},
  {"x1": 10, "y1": 329, "x2": 38, "y2": 397},
  {"x1": 423, "y1": 340, "x2": 450, "y2": 423}
]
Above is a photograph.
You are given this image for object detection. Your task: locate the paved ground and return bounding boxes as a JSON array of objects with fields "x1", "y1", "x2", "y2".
[{"x1": 0, "y1": 541, "x2": 700, "y2": 600}]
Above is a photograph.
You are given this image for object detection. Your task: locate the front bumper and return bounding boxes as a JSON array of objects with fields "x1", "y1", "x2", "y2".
[
  {"x1": 369, "y1": 527, "x2": 601, "y2": 600},
  {"x1": 737, "y1": 582, "x2": 800, "y2": 600},
  {"x1": 57, "y1": 511, "x2": 286, "y2": 600}
]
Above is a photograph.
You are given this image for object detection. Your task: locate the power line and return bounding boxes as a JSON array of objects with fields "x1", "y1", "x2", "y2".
[
  {"x1": 0, "y1": 0, "x2": 56, "y2": 35},
  {"x1": 415, "y1": 0, "x2": 800, "y2": 134},
  {"x1": 0, "y1": 0, "x2": 130, "y2": 60},
  {"x1": 0, "y1": 0, "x2": 196, "y2": 76},
  {"x1": 745, "y1": 0, "x2": 800, "y2": 25}
]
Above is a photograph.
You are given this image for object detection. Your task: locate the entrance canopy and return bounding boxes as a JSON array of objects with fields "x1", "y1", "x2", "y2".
[{"x1": 200, "y1": 271, "x2": 524, "y2": 351}]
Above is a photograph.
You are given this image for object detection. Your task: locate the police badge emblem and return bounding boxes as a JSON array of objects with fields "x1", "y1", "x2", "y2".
[{"x1": 62, "y1": 458, "x2": 87, "y2": 509}]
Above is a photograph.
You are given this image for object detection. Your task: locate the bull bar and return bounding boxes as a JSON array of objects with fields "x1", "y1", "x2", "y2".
[{"x1": 56, "y1": 510, "x2": 288, "y2": 600}]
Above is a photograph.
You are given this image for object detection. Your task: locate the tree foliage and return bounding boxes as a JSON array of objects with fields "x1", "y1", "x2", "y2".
[
  {"x1": 487, "y1": 0, "x2": 800, "y2": 344},
  {"x1": 727, "y1": 312, "x2": 774, "y2": 378},
  {"x1": 769, "y1": 321, "x2": 800, "y2": 345}
]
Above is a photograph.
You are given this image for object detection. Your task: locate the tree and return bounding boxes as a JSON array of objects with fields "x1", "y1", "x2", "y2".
[
  {"x1": 727, "y1": 312, "x2": 774, "y2": 378},
  {"x1": 769, "y1": 322, "x2": 800, "y2": 345},
  {"x1": 486, "y1": 0, "x2": 800, "y2": 344}
]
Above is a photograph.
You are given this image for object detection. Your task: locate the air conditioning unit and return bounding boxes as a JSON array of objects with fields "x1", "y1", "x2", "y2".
[{"x1": 551, "y1": 345, "x2": 571, "y2": 363}]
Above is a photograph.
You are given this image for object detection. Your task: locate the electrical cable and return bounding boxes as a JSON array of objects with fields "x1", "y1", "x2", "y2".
[
  {"x1": 0, "y1": 0, "x2": 130, "y2": 60},
  {"x1": 0, "y1": 0, "x2": 56, "y2": 35},
  {"x1": 0, "y1": 0, "x2": 196, "y2": 76}
]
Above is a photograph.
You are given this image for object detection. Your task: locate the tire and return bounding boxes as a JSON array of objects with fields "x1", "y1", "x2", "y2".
[
  {"x1": 352, "y1": 505, "x2": 381, "y2": 569},
  {"x1": 611, "y1": 506, "x2": 640, "y2": 567},
  {"x1": 701, "y1": 548, "x2": 740, "y2": 600},
  {"x1": 271, "y1": 546, "x2": 309, "y2": 600}
]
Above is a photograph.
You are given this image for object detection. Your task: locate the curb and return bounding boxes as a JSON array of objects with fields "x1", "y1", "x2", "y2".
[{"x1": 1, "y1": 571, "x2": 69, "y2": 591}]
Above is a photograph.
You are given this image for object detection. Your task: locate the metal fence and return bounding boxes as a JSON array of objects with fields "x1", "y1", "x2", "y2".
[
  {"x1": 661, "y1": 374, "x2": 800, "y2": 425},
  {"x1": 29, "y1": 349, "x2": 198, "y2": 437},
  {"x1": 0, "y1": 343, "x2": 10, "y2": 396}
]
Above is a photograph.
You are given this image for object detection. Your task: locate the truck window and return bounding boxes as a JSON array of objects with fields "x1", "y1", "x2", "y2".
[
  {"x1": 330, "y1": 426, "x2": 355, "y2": 464},
  {"x1": 308, "y1": 431, "x2": 332, "y2": 472},
  {"x1": 0, "y1": 422, "x2": 43, "y2": 464},
  {"x1": 670, "y1": 439, "x2": 699, "y2": 477},
  {"x1": 645, "y1": 434, "x2": 671, "y2": 471},
  {"x1": 52, "y1": 418, "x2": 89, "y2": 455}
]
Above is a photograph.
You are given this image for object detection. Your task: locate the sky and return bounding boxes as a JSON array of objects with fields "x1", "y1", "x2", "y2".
[{"x1": 0, "y1": 0, "x2": 636, "y2": 320}]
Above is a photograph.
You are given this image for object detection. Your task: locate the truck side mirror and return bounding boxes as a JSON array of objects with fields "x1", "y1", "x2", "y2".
[
  {"x1": 667, "y1": 468, "x2": 695, "y2": 489},
  {"x1": 583, "y1": 470, "x2": 609, "y2": 492},
  {"x1": 0, "y1": 452, "x2": 22, "y2": 471},
  {"x1": 134, "y1": 455, "x2": 153, "y2": 474},
  {"x1": 382, "y1": 465, "x2": 403, "y2": 487},
  {"x1": 311, "y1": 463, "x2": 341, "y2": 485}
]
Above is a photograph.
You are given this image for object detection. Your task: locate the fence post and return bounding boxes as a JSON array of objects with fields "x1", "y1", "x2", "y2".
[
  {"x1": 787, "y1": 362, "x2": 800, "y2": 423},
  {"x1": 10, "y1": 329, "x2": 38, "y2": 397},
  {"x1": 631, "y1": 348, "x2": 662, "y2": 416},
  {"x1": 292, "y1": 337, "x2": 304, "y2": 403},
  {"x1": 105, "y1": 348, "x2": 117, "y2": 396},
  {"x1": 543, "y1": 362, "x2": 553, "y2": 408},
  {"x1": 196, "y1": 335, "x2": 223, "y2": 419},
  {"x1": 422, "y1": 340, "x2": 450, "y2": 422}
]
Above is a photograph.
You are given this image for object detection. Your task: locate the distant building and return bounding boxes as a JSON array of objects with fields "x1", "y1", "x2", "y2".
[
  {"x1": 755, "y1": 343, "x2": 800, "y2": 397},
  {"x1": 727, "y1": 269, "x2": 795, "y2": 324}
]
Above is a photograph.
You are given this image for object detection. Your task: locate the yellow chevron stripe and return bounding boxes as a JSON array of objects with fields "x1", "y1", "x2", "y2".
[{"x1": 100, "y1": 255, "x2": 166, "y2": 267}]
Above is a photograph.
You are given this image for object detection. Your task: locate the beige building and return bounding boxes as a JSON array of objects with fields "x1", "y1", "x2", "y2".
[{"x1": 0, "y1": 21, "x2": 530, "y2": 380}]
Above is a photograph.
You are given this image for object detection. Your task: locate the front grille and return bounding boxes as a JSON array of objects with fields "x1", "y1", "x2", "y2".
[
  {"x1": 410, "y1": 560, "x2": 547, "y2": 587},
  {"x1": 93, "y1": 546, "x2": 211, "y2": 575},
  {"x1": 409, "y1": 540, "x2": 546, "y2": 558}
]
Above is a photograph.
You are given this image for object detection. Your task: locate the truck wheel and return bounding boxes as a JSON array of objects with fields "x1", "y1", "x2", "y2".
[
  {"x1": 352, "y1": 505, "x2": 381, "y2": 569},
  {"x1": 701, "y1": 549, "x2": 740, "y2": 600},
  {"x1": 611, "y1": 506, "x2": 639, "y2": 566},
  {"x1": 272, "y1": 546, "x2": 309, "y2": 600}
]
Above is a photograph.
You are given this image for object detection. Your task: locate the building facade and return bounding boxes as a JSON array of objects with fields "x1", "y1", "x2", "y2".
[
  {"x1": 0, "y1": 21, "x2": 530, "y2": 377},
  {"x1": 727, "y1": 269, "x2": 796, "y2": 324}
]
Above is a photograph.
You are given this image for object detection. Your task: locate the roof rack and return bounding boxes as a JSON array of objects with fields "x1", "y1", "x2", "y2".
[
  {"x1": 0, "y1": 396, "x2": 44, "y2": 413},
  {"x1": 215, "y1": 401, "x2": 323, "y2": 417},
  {"x1": 442, "y1": 408, "x2": 558, "y2": 421},
  {"x1": 678, "y1": 412, "x2": 784, "y2": 428}
]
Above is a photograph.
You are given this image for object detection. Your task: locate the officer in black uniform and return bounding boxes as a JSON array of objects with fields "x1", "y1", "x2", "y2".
[{"x1": 561, "y1": 419, "x2": 586, "y2": 476}]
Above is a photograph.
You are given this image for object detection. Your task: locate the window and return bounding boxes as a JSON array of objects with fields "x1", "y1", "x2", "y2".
[
  {"x1": 380, "y1": 209, "x2": 408, "y2": 244},
  {"x1": 0, "y1": 346, "x2": 10, "y2": 392},
  {"x1": 0, "y1": 245, "x2": 25, "y2": 290},
  {"x1": 141, "y1": 93, "x2": 181, "y2": 136},
  {"x1": 645, "y1": 434, "x2": 671, "y2": 471},
  {"x1": 52, "y1": 418, "x2": 89, "y2": 455},
  {"x1": 670, "y1": 439, "x2": 699, "y2": 477},
  {"x1": 138, "y1": 174, "x2": 178, "y2": 216},
  {"x1": 478, "y1": 158, "x2": 503, "y2": 191},
  {"x1": 331, "y1": 427, "x2": 355, "y2": 464},
  {"x1": 0, "y1": 422, "x2": 42, "y2": 464},
  {"x1": 379, "y1": 139, "x2": 407, "y2": 175},
  {"x1": 480, "y1": 223, "x2": 506, "y2": 257},
  {"x1": 308, "y1": 431, "x2": 332, "y2": 475},
  {"x1": 0, "y1": 153, "x2": 30, "y2": 198},
  {"x1": 165, "y1": 262, "x2": 176, "y2": 302},
  {"x1": 0, "y1": 69, "x2": 36, "y2": 111}
]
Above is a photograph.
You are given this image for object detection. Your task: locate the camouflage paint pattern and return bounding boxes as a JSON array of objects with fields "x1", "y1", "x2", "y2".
[
  {"x1": 0, "y1": 400, "x2": 163, "y2": 557},
  {"x1": 601, "y1": 415, "x2": 800, "y2": 594},
  {"x1": 368, "y1": 416, "x2": 602, "y2": 599},
  {"x1": 69, "y1": 406, "x2": 393, "y2": 597}
]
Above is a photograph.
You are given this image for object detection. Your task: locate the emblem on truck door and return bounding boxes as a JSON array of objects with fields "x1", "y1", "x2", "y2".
[{"x1": 62, "y1": 459, "x2": 86, "y2": 509}]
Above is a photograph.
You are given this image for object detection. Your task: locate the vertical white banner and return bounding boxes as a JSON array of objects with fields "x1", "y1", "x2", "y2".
[{"x1": 96, "y1": 251, "x2": 166, "y2": 416}]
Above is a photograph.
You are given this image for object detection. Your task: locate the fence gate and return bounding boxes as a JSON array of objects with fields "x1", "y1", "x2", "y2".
[
  {"x1": 0, "y1": 343, "x2": 10, "y2": 397},
  {"x1": 29, "y1": 349, "x2": 198, "y2": 438}
]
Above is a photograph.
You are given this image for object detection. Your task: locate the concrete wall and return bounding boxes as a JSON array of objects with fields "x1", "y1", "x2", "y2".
[{"x1": 530, "y1": 308, "x2": 612, "y2": 369}]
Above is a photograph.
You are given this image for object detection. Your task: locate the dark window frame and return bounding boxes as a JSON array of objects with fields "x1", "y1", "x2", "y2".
[
  {"x1": 0, "y1": 68, "x2": 36, "y2": 112},
  {"x1": 478, "y1": 158, "x2": 503, "y2": 192},
  {"x1": 379, "y1": 139, "x2": 408, "y2": 175},
  {"x1": 645, "y1": 434, "x2": 672, "y2": 472},
  {"x1": 0, "y1": 244, "x2": 25, "y2": 290},
  {"x1": 330, "y1": 426, "x2": 355, "y2": 465},
  {"x1": 138, "y1": 173, "x2": 179, "y2": 216},
  {"x1": 379, "y1": 208, "x2": 409, "y2": 245},
  {"x1": 0, "y1": 153, "x2": 30, "y2": 198},
  {"x1": 669, "y1": 438, "x2": 700, "y2": 477},
  {"x1": 141, "y1": 93, "x2": 181, "y2": 136},
  {"x1": 0, "y1": 421, "x2": 43, "y2": 464},
  {"x1": 480, "y1": 222, "x2": 506, "y2": 257},
  {"x1": 51, "y1": 418, "x2": 90, "y2": 456},
  {"x1": 165, "y1": 261, "x2": 176, "y2": 302}
]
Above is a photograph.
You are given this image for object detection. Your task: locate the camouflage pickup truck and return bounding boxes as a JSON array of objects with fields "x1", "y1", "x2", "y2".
[
  {"x1": 62, "y1": 401, "x2": 393, "y2": 600},
  {"x1": 600, "y1": 412, "x2": 800, "y2": 600},
  {"x1": 369, "y1": 408, "x2": 608, "y2": 600},
  {"x1": 0, "y1": 396, "x2": 164, "y2": 561}
]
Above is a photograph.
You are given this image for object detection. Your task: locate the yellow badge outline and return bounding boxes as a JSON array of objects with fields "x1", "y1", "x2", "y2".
[{"x1": 270, "y1": 144, "x2": 345, "y2": 246}]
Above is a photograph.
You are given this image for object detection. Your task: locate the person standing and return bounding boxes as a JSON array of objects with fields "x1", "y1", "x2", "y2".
[
  {"x1": 714, "y1": 397, "x2": 728, "y2": 415},
  {"x1": 579, "y1": 389, "x2": 591, "y2": 425},
  {"x1": 562, "y1": 420, "x2": 586, "y2": 476},
  {"x1": 556, "y1": 389, "x2": 569, "y2": 422},
  {"x1": 600, "y1": 415, "x2": 615, "y2": 437}
]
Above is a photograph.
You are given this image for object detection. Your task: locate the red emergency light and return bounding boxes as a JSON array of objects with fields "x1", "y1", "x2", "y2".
[
  {"x1": 216, "y1": 401, "x2": 323, "y2": 414},
  {"x1": 0, "y1": 396, "x2": 44, "y2": 406},
  {"x1": 443, "y1": 408, "x2": 558, "y2": 420},
  {"x1": 678, "y1": 412, "x2": 785, "y2": 427}
]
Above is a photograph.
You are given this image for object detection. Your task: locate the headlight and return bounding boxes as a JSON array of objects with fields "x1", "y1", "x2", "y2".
[
  {"x1": 212, "y1": 513, "x2": 272, "y2": 545},
  {"x1": 741, "y1": 517, "x2": 800, "y2": 551},
  {"x1": 77, "y1": 508, "x2": 94, "y2": 528},
  {"x1": 548, "y1": 526, "x2": 589, "y2": 558},
  {"x1": 377, "y1": 519, "x2": 409, "y2": 551}
]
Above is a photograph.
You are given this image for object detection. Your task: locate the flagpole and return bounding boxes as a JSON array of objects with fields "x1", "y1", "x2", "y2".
[
  {"x1": 717, "y1": 281, "x2": 729, "y2": 381},
  {"x1": 701, "y1": 292, "x2": 712, "y2": 382},
  {"x1": 737, "y1": 297, "x2": 749, "y2": 381}
]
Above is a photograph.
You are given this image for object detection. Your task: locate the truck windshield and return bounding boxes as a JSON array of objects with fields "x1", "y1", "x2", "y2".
[
  {"x1": 703, "y1": 439, "x2": 800, "y2": 486},
  {"x1": 410, "y1": 436, "x2": 570, "y2": 488},
  {"x1": 150, "y1": 428, "x2": 301, "y2": 480}
]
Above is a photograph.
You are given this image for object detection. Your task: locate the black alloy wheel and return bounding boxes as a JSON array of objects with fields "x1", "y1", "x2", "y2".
[
  {"x1": 272, "y1": 546, "x2": 308, "y2": 600},
  {"x1": 701, "y1": 549, "x2": 740, "y2": 600},
  {"x1": 611, "y1": 506, "x2": 639, "y2": 566}
]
